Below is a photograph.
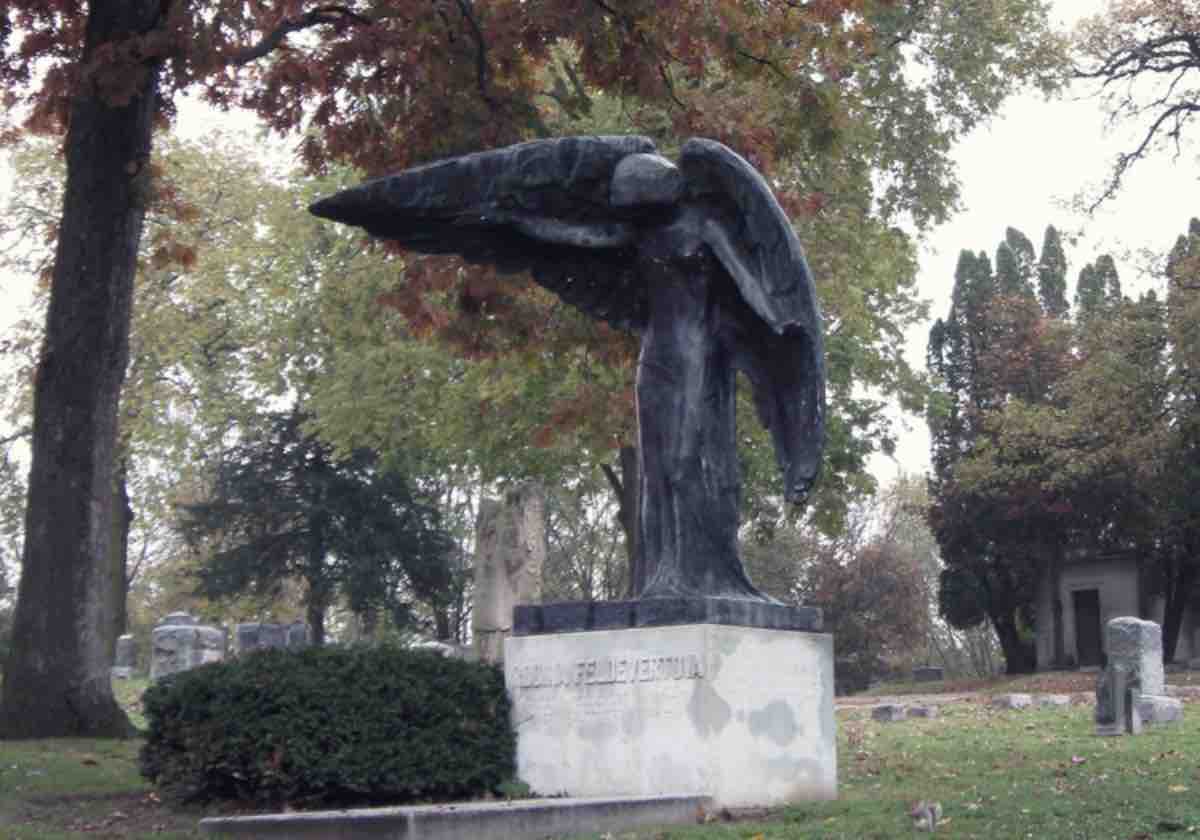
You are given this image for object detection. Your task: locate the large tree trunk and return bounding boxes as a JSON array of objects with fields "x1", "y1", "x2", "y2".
[
  {"x1": 1162, "y1": 559, "x2": 1198, "y2": 663},
  {"x1": 602, "y1": 445, "x2": 645, "y2": 597},
  {"x1": 0, "y1": 0, "x2": 160, "y2": 738},
  {"x1": 993, "y1": 609, "x2": 1037, "y2": 675}
]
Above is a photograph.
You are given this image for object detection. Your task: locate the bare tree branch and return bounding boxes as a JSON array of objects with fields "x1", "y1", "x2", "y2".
[{"x1": 227, "y1": 5, "x2": 371, "y2": 67}]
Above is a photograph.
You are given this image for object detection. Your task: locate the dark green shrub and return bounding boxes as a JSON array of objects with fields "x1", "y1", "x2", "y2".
[{"x1": 139, "y1": 645, "x2": 515, "y2": 807}]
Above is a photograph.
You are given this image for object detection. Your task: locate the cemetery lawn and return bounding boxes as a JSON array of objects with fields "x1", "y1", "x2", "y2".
[
  {"x1": 0, "y1": 678, "x2": 205, "y2": 839},
  {"x1": 582, "y1": 699, "x2": 1200, "y2": 840},
  {"x1": 4, "y1": 676, "x2": 1200, "y2": 838}
]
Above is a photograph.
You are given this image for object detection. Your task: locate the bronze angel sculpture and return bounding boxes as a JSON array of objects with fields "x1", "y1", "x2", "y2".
[{"x1": 311, "y1": 136, "x2": 824, "y2": 605}]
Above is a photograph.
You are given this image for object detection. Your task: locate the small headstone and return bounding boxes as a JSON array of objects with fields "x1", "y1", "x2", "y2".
[
  {"x1": 912, "y1": 666, "x2": 943, "y2": 683},
  {"x1": 1188, "y1": 658, "x2": 1200, "y2": 671},
  {"x1": 1106, "y1": 616, "x2": 1164, "y2": 695},
  {"x1": 908, "y1": 705, "x2": 939, "y2": 719},
  {"x1": 150, "y1": 620, "x2": 227, "y2": 681},
  {"x1": 114, "y1": 634, "x2": 137, "y2": 668},
  {"x1": 158, "y1": 611, "x2": 198, "y2": 627},
  {"x1": 235, "y1": 623, "x2": 261, "y2": 656},
  {"x1": 259, "y1": 623, "x2": 288, "y2": 649},
  {"x1": 286, "y1": 622, "x2": 310, "y2": 649},
  {"x1": 111, "y1": 633, "x2": 138, "y2": 680},
  {"x1": 1096, "y1": 617, "x2": 1179, "y2": 735},
  {"x1": 871, "y1": 703, "x2": 906, "y2": 722},
  {"x1": 1036, "y1": 694, "x2": 1071, "y2": 708},
  {"x1": 991, "y1": 693, "x2": 1032, "y2": 710}
]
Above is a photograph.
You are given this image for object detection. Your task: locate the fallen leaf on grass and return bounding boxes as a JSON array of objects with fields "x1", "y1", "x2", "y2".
[
  {"x1": 1071, "y1": 755, "x2": 1086, "y2": 765},
  {"x1": 1170, "y1": 785, "x2": 1190, "y2": 793}
]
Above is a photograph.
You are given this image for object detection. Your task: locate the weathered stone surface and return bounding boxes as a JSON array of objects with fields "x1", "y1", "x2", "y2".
[
  {"x1": 871, "y1": 704, "x2": 907, "y2": 722},
  {"x1": 912, "y1": 666, "x2": 943, "y2": 683},
  {"x1": 158, "y1": 611, "x2": 197, "y2": 627},
  {"x1": 1136, "y1": 694, "x2": 1183, "y2": 725},
  {"x1": 151, "y1": 621, "x2": 226, "y2": 682},
  {"x1": 199, "y1": 795, "x2": 714, "y2": 840},
  {"x1": 110, "y1": 667, "x2": 134, "y2": 680},
  {"x1": 472, "y1": 482, "x2": 545, "y2": 664},
  {"x1": 505, "y1": 625, "x2": 836, "y2": 808},
  {"x1": 1036, "y1": 694, "x2": 1072, "y2": 708},
  {"x1": 114, "y1": 634, "x2": 137, "y2": 669},
  {"x1": 908, "y1": 705, "x2": 939, "y2": 719},
  {"x1": 1106, "y1": 617, "x2": 1164, "y2": 695},
  {"x1": 991, "y1": 693, "x2": 1033, "y2": 710},
  {"x1": 234, "y1": 622, "x2": 308, "y2": 655},
  {"x1": 285, "y1": 622, "x2": 310, "y2": 649},
  {"x1": 1096, "y1": 662, "x2": 1139, "y2": 736}
]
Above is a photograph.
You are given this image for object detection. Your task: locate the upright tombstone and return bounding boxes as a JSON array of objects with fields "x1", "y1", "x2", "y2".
[
  {"x1": 111, "y1": 633, "x2": 137, "y2": 680},
  {"x1": 286, "y1": 621, "x2": 311, "y2": 649},
  {"x1": 234, "y1": 621, "x2": 309, "y2": 656},
  {"x1": 1096, "y1": 617, "x2": 1181, "y2": 734},
  {"x1": 311, "y1": 136, "x2": 834, "y2": 808},
  {"x1": 472, "y1": 482, "x2": 546, "y2": 664},
  {"x1": 150, "y1": 614, "x2": 227, "y2": 681}
]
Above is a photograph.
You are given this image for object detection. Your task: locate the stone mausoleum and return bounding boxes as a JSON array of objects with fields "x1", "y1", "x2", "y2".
[{"x1": 1035, "y1": 553, "x2": 1199, "y2": 669}]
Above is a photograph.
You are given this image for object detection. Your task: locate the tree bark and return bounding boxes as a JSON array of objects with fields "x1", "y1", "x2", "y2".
[
  {"x1": 0, "y1": 0, "x2": 160, "y2": 738},
  {"x1": 1162, "y1": 559, "x2": 1198, "y2": 663},
  {"x1": 603, "y1": 445, "x2": 645, "y2": 598},
  {"x1": 993, "y1": 609, "x2": 1037, "y2": 675}
]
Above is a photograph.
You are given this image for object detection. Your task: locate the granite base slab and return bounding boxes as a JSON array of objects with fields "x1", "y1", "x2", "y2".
[
  {"x1": 199, "y1": 794, "x2": 710, "y2": 839},
  {"x1": 505, "y1": 623, "x2": 836, "y2": 808},
  {"x1": 513, "y1": 597, "x2": 822, "y2": 635}
]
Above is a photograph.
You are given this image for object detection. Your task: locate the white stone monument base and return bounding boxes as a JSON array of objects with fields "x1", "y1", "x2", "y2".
[{"x1": 505, "y1": 624, "x2": 836, "y2": 808}]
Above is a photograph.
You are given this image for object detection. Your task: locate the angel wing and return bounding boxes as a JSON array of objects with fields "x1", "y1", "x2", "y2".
[
  {"x1": 310, "y1": 135, "x2": 825, "y2": 499},
  {"x1": 309, "y1": 135, "x2": 657, "y2": 330},
  {"x1": 681, "y1": 138, "x2": 826, "y2": 500}
]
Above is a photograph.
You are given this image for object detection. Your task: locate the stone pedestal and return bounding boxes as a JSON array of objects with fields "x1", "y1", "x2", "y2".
[{"x1": 505, "y1": 620, "x2": 836, "y2": 808}]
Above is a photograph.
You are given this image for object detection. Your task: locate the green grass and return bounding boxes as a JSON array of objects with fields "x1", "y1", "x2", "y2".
[
  {"x1": 568, "y1": 701, "x2": 1200, "y2": 839},
  {"x1": 0, "y1": 676, "x2": 203, "y2": 839},
  {"x1": 4, "y1": 675, "x2": 1200, "y2": 838}
]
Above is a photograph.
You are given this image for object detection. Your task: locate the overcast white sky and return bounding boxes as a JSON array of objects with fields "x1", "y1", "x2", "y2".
[{"x1": 2, "y1": 0, "x2": 1197, "y2": 490}]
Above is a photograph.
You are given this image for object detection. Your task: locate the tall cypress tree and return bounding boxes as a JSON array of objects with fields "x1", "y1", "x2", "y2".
[{"x1": 1037, "y1": 226, "x2": 1069, "y2": 318}]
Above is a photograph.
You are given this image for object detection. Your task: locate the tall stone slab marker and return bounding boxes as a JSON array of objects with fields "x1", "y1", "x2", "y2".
[{"x1": 311, "y1": 135, "x2": 835, "y2": 807}]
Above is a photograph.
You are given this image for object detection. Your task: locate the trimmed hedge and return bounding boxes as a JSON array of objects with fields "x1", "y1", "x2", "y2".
[{"x1": 139, "y1": 645, "x2": 515, "y2": 807}]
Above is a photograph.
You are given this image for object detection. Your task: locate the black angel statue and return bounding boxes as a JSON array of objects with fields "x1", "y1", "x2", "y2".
[{"x1": 310, "y1": 136, "x2": 825, "y2": 604}]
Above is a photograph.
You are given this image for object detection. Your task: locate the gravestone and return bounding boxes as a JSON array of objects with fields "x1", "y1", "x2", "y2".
[
  {"x1": 872, "y1": 703, "x2": 907, "y2": 722},
  {"x1": 234, "y1": 621, "x2": 310, "y2": 655},
  {"x1": 286, "y1": 621, "x2": 310, "y2": 649},
  {"x1": 1096, "y1": 617, "x2": 1181, "y2": 734},
  {"x1": 472, "y1": 483, "x2": 545, "y2": 665},
  {"x1": 111, "y1": 633, "x2": 137, "y2": 680},
  {"x1": 991, "y1": 693, "x2": 1032, "y2": 710},
  {"x1": 912, "y1": 666, "x2": 943, "y2": 683},
  {"x1": 150, "y1": 614, "x2": 226, "y2": 681}
]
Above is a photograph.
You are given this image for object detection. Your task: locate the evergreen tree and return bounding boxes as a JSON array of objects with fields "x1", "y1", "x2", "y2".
[
  {"x1": 1037, "y1": 226, "x2": 1069, "y2": 318},
  {"x1": 177, "y1": 410, "x2": 454, "y2": 644}
]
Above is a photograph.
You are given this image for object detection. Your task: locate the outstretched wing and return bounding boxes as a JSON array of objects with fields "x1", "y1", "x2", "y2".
[
  {"x1": 681, "y1": 138, "x2": 826, "y2": 501},
  {"x1": 309, "y1": 135, "x2": 658, "y2": 330}
]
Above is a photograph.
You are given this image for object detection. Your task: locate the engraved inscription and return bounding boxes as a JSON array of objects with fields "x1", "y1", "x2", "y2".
[{"x1": 514, "y1": 652, "x2": 704, "y2": 690}]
